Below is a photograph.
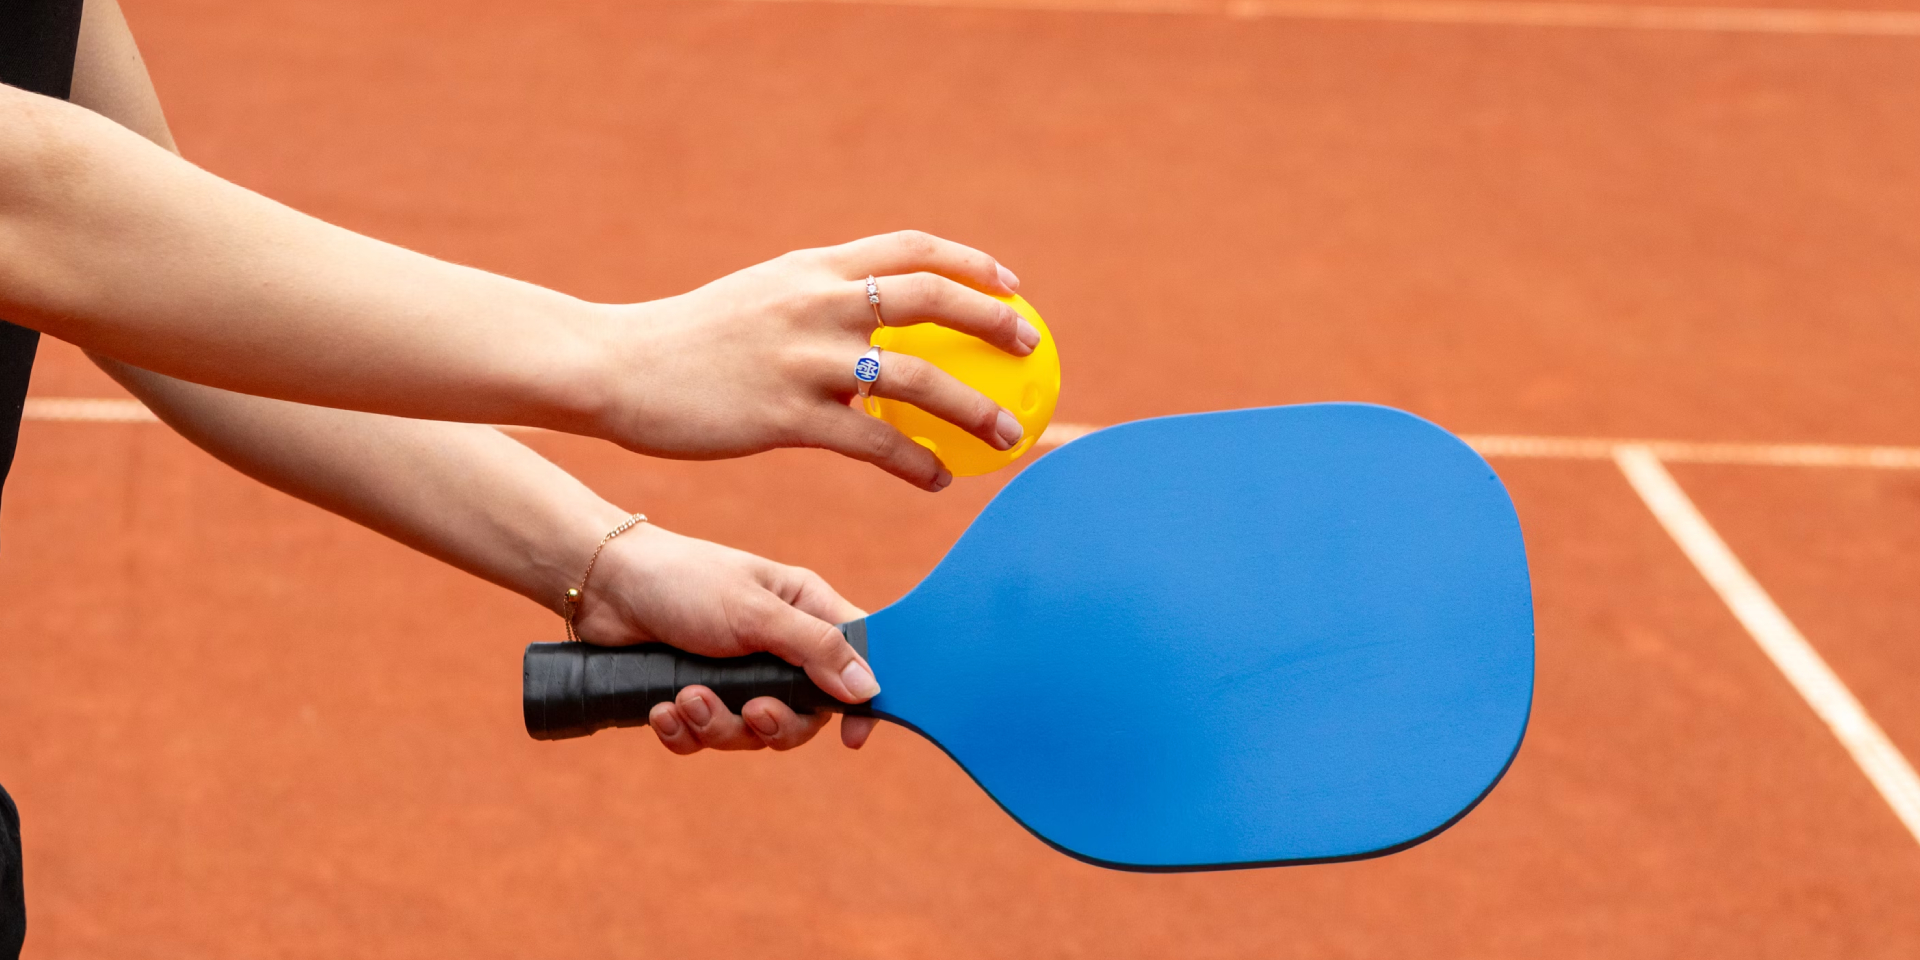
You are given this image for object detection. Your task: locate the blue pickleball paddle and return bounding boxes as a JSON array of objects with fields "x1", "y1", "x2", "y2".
[{"x1": 524, "y1": 403, "x2": 1534, "y2": 871}]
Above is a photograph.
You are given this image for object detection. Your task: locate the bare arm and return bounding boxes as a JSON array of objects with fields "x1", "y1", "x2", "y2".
[
  {"x1": 67, "y1": 2, "x2": 612, "y2": 613},
  {"x1": 102, "y1": 360, "x2": 619, "y2": 604},
  {"x1": 67, "y1": 0, "x2": 174, "y2": 152},
  {"x1": 3, "y1": 3, "x2": 1039, "y2": 488},
  {"x1": 65, "y1": 1, "x2": 880, "y2": 747},
  {"x1": 0, "y1": 80, "x2": 605, "y2": 431},
  {"x1": 105, "y1": 357, "x2": 879, "y2": 748}
]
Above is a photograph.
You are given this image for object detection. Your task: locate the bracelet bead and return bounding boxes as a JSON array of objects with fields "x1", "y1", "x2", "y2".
[{"x1": 563, "y1": 514, "x2": 647, "y2": 643}]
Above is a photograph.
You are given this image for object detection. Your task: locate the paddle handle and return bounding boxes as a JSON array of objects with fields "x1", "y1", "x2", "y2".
[{"x1": 523, "y1": 622, "x2": 869, "y2": 740}]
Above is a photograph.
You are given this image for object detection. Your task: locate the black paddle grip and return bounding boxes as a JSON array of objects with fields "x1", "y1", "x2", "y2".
[{"x1": 523, "y1": 622, "x2": 869, "y2": 740}]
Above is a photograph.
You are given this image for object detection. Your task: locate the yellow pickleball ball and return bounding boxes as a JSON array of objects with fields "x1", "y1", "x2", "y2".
[{"x1": 864, "y1": 294, "x2": 1060, "y2": 477}]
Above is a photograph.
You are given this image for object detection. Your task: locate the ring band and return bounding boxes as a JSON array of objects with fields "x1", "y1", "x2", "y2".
[
  {"x1": 854, "y1": 346, "x2": 882, "y2": 398},
  {"x1": 865, "y1": 275, "x2": 885, "y2": 327}
]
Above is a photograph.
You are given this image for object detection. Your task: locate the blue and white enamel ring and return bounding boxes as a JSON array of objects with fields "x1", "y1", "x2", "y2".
[{"x1": 854, "y1": 347, "x2": 883, "y2": 399}]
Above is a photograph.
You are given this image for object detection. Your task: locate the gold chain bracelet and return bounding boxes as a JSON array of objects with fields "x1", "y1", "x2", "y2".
[{"x1": 562, "y1": 512, "x2": 648, "y2": 643}]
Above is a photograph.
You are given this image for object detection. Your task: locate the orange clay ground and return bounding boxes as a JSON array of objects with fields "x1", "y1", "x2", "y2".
[{"x1": 5, "y1": 0, "x2": 1920, "y2": 955}]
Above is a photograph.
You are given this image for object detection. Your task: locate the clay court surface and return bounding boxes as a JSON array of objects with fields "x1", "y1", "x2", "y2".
[{"x1": 6, "y1": 0, "x2": 1920, "y2": 955}]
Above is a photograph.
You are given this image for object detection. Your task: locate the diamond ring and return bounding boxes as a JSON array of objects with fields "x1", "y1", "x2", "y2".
[{"x1": 866, "y1": 275, "x2": 886, "y2": 327}]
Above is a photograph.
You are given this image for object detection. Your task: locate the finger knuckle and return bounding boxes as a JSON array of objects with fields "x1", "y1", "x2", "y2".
[
  {"x1": 891, "y1": 229, "x2": 936, "y2": 257},
  {"x1": 797, "y1": 282, "x2": 847, "y2": 318},
  {"x1": 785, "y1": 247, "x2": 829, "y2": 269},
  {"x1": 769, "y1": 250, "x2": 811, "y2": 275},
  {"x1": 808, "y1": 621, "x2": 844, "y2": 657},
  {"x1": 766, "y1": 400, "x2": 811, "y2": 442},
  {"x1": 972, "y1": 397, "x2": 1002, "y2": 434},
  {"x1": 886, "y1": 274, "x2": 923, "y2": 315},
  {"x1": 887, "y1": 357, "x2": 927, "y2": 395},
  {"x1": 811, "y1": 341, "x2": 857, "y2": 377},
  {"x1": 848, "y1": 419, "x2": 895, "y2": 461},
  {"x1": 997, "y1": 303, "x2": 1021, "y2": 338},
  {"x1": 728, "y1": 598, "x2": 780, "y2": 644},
  {"x1": 693, "y1": 724, "x2": 734, "y2": 746}
]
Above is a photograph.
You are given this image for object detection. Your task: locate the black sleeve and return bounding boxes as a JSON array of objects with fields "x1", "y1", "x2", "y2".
[
  {"x1": 0, "y1": 0, "x2": 85, "y2": 99},
  {"x1": 1, "y1": 0, "x2": 86, "y2": 511}
]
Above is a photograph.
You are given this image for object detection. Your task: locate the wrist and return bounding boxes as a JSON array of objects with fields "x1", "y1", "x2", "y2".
[
  {"x1": 567, "y1": 522, "x2": 669, "y2": 643},
  {"x1": 531, "y1": 299, "x2": 634, "y2": 442},
  {"x1": 534, "y1": 495, "x2": 635, "y2": 618}
]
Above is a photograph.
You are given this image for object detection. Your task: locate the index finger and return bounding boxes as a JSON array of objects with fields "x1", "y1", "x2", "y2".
[
  {"x1": 772, "y1": 564, "x2": 866, "y2": 627},
  {"x1": 819, "y1": 230, "x2": 1019, "y2": 295},
  {"x1": 866, "y1": 273, "x2": 1039, "y2": 357},
  {"x1": 735, "y1": 591, "x2": 881, "y2": 705}
]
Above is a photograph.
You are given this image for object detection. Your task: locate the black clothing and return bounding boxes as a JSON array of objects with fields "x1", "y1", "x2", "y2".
[
  {"x1": 0, "y1": 785, "x2": 19, "y2": 958},
  {"x1": 2, "y1": 1, "x2": 87, "y2": 954},
  {"x1": 0, "y1": 0, "x2": 82, "y2": 98},
  {"x1": 0, "y1": 323, "x2": 33, "y2": 515},
  {"x1": 1, "y1": 0, "x2": 82, "y2": 511}
]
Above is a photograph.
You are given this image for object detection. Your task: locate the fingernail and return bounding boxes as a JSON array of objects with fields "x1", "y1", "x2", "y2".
[
  {"x1": 997, "y1": 264, "x2": 1020, "y2": 291},
  {"x1": 1014, "y1": 317, "x2": 1040, "y2": 354},
  {"x1": 993, "y1": 410, "x2": 1023, "y2": 450},
  {"x1": 651, "y1": 709, "x2": 681, "y2": 737},
  {"x1": 840, "y1": 659, "x2": 882, "y2": 700},
  {"x1": 681, "y1": 694, "x2": 712, "y2": 726},
  {"x1": 929, "y1": 468, "x2": 953, "y2": 492},
  {"x1": 747, "y1": 709, "x2": 779, "y2": 738}
]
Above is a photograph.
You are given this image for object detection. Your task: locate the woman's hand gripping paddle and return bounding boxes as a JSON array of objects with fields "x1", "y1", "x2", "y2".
[{"x1": 523, "y1": 403, "x2": 1534, "y2": 871}]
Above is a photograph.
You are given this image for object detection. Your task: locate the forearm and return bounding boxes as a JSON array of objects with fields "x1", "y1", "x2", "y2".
[
  {"x1": 98, "y1": 356, "x2": 629, "y2": 611},
  {"x1": 0, "y1": 84, "x2": 610, "y2": 432}
]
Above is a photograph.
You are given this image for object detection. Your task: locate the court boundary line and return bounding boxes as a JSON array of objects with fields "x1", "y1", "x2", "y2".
[
  {"x1": 21, "y1": 397, "x2": 160, "y2": 423},
  {"x1": 730, "y1": 0, "x2": 1920, "y2": 37},
  {"x1": 23, "y1": 402, "x2": 1920, "y2": 469},
  {"x1": 1461, "y1": 433, "x2": 1920, "y2": 469},
  {"x1": 1614, "y1": 445, "x2": 1920, "y2": 847},
  {"x1": 1047, "y1": 422, "x2": 1920, "y2": 468}
]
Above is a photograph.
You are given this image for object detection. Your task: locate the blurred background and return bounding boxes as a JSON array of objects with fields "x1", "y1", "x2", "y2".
[{"x1": 4, "y1": 0, "x2": 1919, "y2": 955}]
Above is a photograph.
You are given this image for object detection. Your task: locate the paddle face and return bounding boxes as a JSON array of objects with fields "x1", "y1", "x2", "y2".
[{"x1": 860, "y1": 403, "x2": 1534, "y2": 871}]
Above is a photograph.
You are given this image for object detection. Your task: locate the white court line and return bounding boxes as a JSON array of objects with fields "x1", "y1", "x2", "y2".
[
  {"x1": 20, "y1": 397, "x2": 159, "y2": 423},
  {"x1": 1040, "y1": 422, "x2": 1920, "y2": 468},
  {"x1": 1464, "y1": 433, "x2": 1920, "y2": 468},
  {"x1": 1226, "y1": 0, "x2": 1920, "y2": 35},
  {"x1": 25, "y1": 403, "x2": 1920, "y2": 469},
  {"x1": 1036, "y1": 421, "x2": 1099, "y2": 447},
  {"x1": 735, "y1": 0, "x2": 1920, "y2": 36},
  {"x1": 1615, "y1": 444, "x2": 1920, "y2": 847}
]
